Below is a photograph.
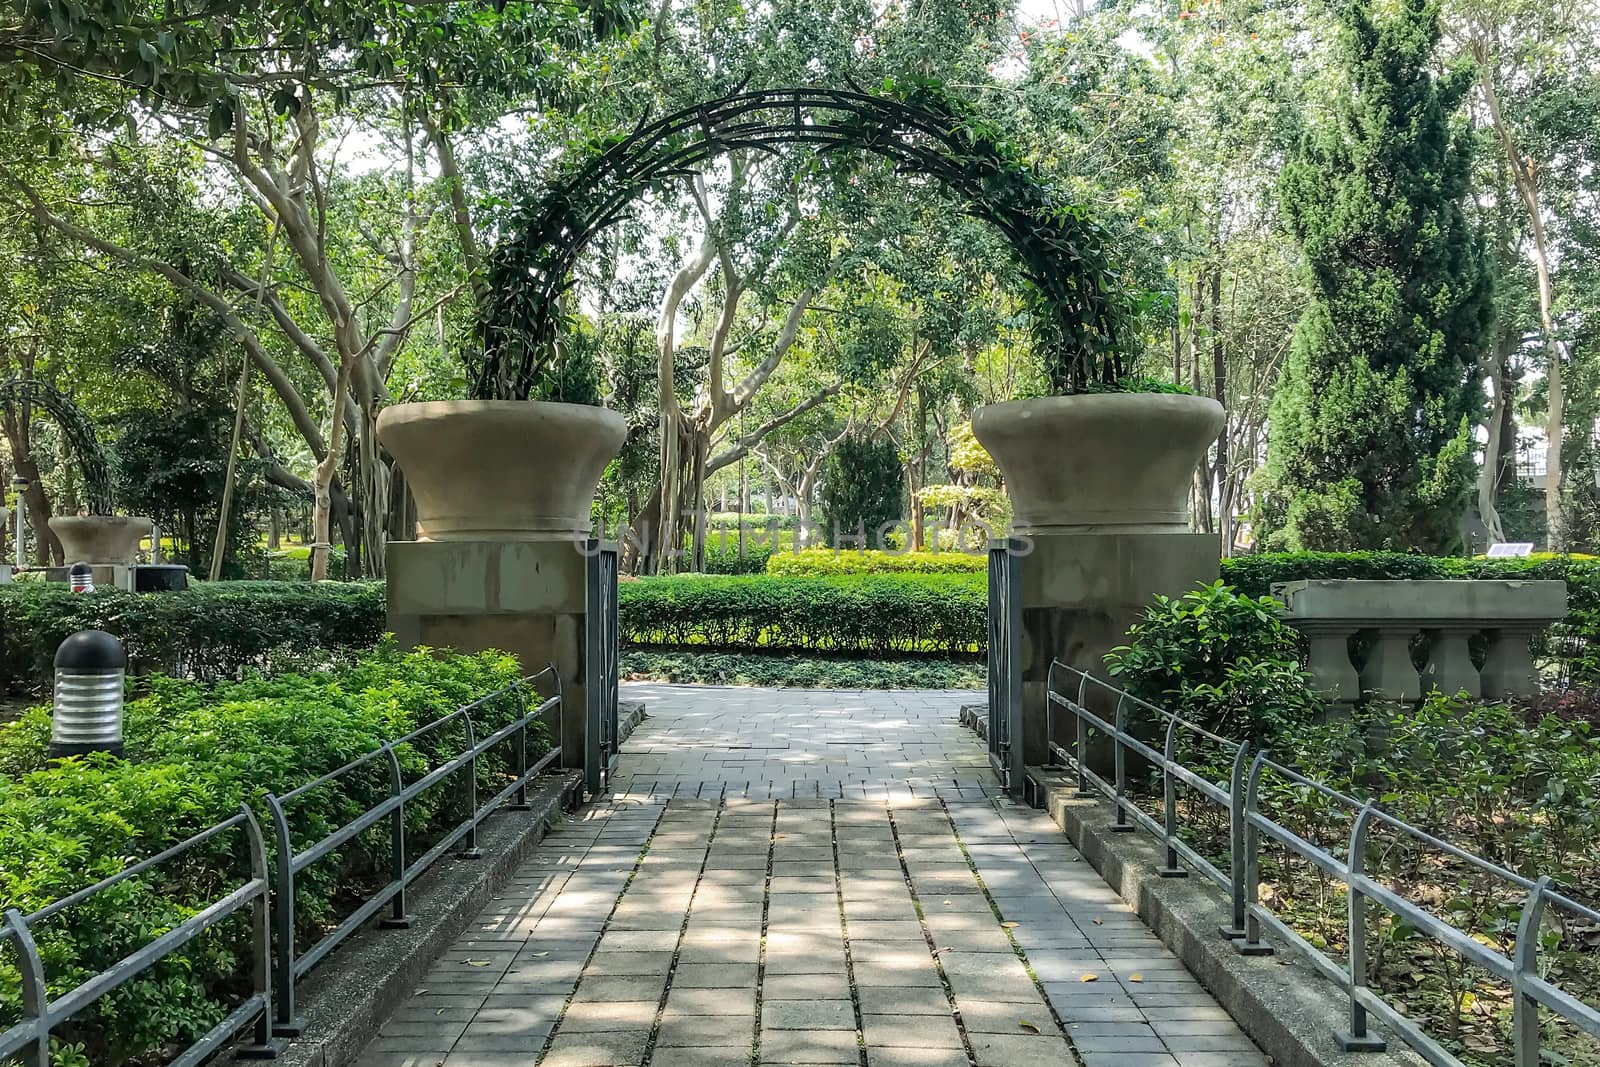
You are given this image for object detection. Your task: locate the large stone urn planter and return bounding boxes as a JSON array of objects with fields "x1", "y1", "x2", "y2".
[
  {"x1": 376, "y1": 400, "x2": 626, "y2": 542},
  {"x1": 48, "y1": 515, "x2": 155, "y2": 565},
  {"x1": 971, "y1": 393, "x2": 1225, "y2": 533},
  {"x1": 971, "y1": 392, "x2": 1224, "y2": 767}
]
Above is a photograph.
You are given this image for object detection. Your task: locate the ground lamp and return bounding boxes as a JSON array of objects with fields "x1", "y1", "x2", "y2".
[{"x1": 50, "y1": 629, "x2": 126, "y2": 759}]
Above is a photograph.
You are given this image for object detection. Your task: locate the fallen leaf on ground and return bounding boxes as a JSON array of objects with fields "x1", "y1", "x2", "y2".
[
  {"x1": 1019, "y1": 1020, "x2": 1040, "y2": 1032},
  {"x1": 1000, "y1": 921, "x2": 1020, "y2": 929},
  {"x1": 466, "y1": 960, "x2": 492, "y2": 967},
  {"x1": 1091, "y1": 918, "x2": 1104, "y2": 925},
  {"x1": 1079, "y1": 973, "x2": 1098, "y2": 983},
  {"x1": 1128, "y1": 973, "x2": 1143, "y2": 983}
]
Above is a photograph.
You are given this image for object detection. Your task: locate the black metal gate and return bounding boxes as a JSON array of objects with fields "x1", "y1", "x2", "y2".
[
  {"x1": 987, "y1": 538, "x2": 1023, "y2": 795},
  {"x1": 584, "y1": 540, "x2": 620, "y2": 795}
]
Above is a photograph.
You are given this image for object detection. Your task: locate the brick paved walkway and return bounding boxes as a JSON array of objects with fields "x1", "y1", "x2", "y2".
[{"x1": 358, "y1": 685, "x2": 1268, "y2": 1067}]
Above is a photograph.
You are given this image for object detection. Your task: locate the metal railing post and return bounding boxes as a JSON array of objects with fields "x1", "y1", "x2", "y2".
[
  {"x1": 1512, "y1": 877, "x2": 1552, "y2": 1067},
  {"x1": 1043, "y1": 661, "x2": 1058, "y2": 769},
  {"x1": 263, "y1": 793, "x2": 303, "y2": 1035},
  {"x1": 237, "y1": 804, "x2": 284, "y2": 1058},
  {"x1": 4, "y1": 908, "x2": 49, "y2": 1066},
  {"x1": 1074, "y1": 671, "x2": 1092, "y2": 797},
  {"x1": 511, "y1": 679, "x2": 532, "y2": 810},
  {"x1": 460, "y1": 711, "x2": 482, "y2": 859},
  {"x1": 380, "y1": 744, "x2": 412, "y2": 928},
  {"x1": 1227, "y1": 750, "x2": 1271, "y2": 954},
  {"x1": 1111, "y1": 694, "x2": 1134, "y2": 832},
  {"x1": 1157, "y1": 715, "x2": 1186, "y2": 877},
  {"x1": 1336, "y1": 803, "x2": 1386, "y2": 1051}
]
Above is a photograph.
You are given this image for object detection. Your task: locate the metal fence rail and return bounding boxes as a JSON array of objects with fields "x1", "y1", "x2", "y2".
[
  {"x1": 0, "y1": 805, "x2": 279, "y2": 1066},
  {"x1": 0, "y1": 667, "x2": 565, "y2": 1064},
  {"x1": 1042, "y1": 660, "x2": 1600, "y2": 1067},
  {"x1": 263, "y1": 666, "x2": 563, "y2": 1033}
]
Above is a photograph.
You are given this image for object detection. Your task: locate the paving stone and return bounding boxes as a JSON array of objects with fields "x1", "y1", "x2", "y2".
[
  {"x1": 762, "y1": 999, "x2": 856, "y2": 1030},
  {"x1": 655, "y1": 1012, "x2": 755, "y2": 1046},
  {"x1": 861, "y1": 1012, "x2": 964, "y2": 1048},
  {"x1": 540, "y1": 1029, "x2": 651, "y2": 1066},
  {"x1": 757, "y1": 1028, "x2": 861, "y2": 1063}
]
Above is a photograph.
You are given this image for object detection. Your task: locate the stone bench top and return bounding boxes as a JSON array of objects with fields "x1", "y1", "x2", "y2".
[{"x1": 1271, "y1": 578, "x2": 1567, "y2": 624}]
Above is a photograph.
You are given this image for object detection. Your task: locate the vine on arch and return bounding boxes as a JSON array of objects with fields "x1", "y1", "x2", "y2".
[
  {"x1": 0, "y1": 378, "x2": 114, "y2": 514},
  {"x1": 476, "y1": 78, "x2": 1138, "y2": 401}
]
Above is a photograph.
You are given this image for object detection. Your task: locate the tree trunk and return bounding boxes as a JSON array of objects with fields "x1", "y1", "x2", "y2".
[
  {"x1": 1210, "y1": 264, "x2": 1231, "y2": 555},
  {"x1": 1477, "y1": 337, "x2": 1513, "y2": 546},
  {"x1": 1, "y1": 410, "x2": 61, "y2": 565},
  {"x1": 1478, "y1": 60, "x2": 1567, "y2": 549}
]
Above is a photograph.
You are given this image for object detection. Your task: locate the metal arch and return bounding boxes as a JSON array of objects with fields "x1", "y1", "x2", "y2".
[
  {"x1": 477, "y1": 84, "x2": 1130, "y2": 400},
  {"x1": 0, "y1": 377, "x2": 113, "y2": 514}
]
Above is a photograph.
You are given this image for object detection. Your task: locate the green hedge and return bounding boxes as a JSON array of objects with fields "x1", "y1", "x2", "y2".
[
  {"x1": 619, "y1": 573, "x2": 986, "y2": 655},
  {"x1": 0, "y1": 645, "x2": 550, "y2": 1066},
  {"x1": 0, "y1": 581, "x2": 386, "y2": 696},
  {"x1": 1222, "y1": 552, "x2": 1600, "y2": 686},
  {"x1": 620, "y1": 650, "x2": 985, "y2": 689},
  {"x1": 765, "y1": 548, "x2": 987, "y2": 576}
]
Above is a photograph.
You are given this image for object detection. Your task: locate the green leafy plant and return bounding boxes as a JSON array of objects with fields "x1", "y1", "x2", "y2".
[
  {"x1": 819, "y1": 436, "x2": 905, "y2": 547},
  {"x1": 1105, "y1": 580, "x2": 1322, "y2": 743},
  {"x1": 0, "y1": 645, "x2": 552, "y2": 1066}
]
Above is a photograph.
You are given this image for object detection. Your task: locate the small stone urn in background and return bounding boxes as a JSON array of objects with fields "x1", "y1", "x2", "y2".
[
  {"x1": 378, "y1": 399, "x2": 628, "y2": 772},
  {"x1": 48, "y1": 514, "x2": 155, "y2": 592},
  {"x1": 972, "y1": 392, "x2": 1225, "y2": 767}
]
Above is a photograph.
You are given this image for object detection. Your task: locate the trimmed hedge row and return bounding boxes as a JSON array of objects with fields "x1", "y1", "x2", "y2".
[
  {"x1": 620, "y1": 650, "x2": 986, "y2": 689},
  {"x1": 764, "y1": 548, "x2": 987, "y2": 576},
  {"x1": 0, "y1": 581, "x2": 386, "y2": 695},
  {"x1": 619, "y1": 573, "x2": 986, "y2": 655},
  {"x1": 0, "y1": 644, "x2": 549, "y2": 1066}
]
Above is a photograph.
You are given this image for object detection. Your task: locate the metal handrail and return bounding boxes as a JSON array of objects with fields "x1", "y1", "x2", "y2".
[
  {"x1": 0, "y1": 805, "x2": 278, "y2": 1066},
  {"x1": 1043, "y1": 660, "x2": 1600, "y2": 1067},
  {"x1": 0, "y1": 667, "x2": 565, "y2": 1062},
  {"x1": 261, "y1": 665, "x2": 563, "y2": 1033}
]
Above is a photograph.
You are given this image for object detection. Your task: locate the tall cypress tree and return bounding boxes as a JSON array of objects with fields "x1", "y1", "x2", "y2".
[{"x1": 1255, "y1": 0, "x2": 1493, "y2": 552}]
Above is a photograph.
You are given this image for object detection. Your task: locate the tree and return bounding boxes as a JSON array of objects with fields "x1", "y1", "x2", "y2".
[
  {"x1": 819, "y1": 437, "x2": 904, "y2": 547},
  {"x1": 1255, "y1": 0, "x2": 1494, "y2": 552}
]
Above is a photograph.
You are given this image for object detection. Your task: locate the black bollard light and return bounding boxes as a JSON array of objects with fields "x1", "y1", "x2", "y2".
[
  {"x1": 50, "y1": 629, "x2": 126, "y2": 759},
  {"x1": 69, "y1": 561, "x2": 94, "y2": 593}
]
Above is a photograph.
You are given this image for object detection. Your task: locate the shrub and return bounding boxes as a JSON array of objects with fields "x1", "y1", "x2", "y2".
[
  {"x1": 765, "y1": 548, "x2": 987, "y2": 576},
  {"x1": 620, "y1": 650, "x2": 985, "y2": 689},
  {"x1": 0, "y1": 645, "x2": 550, "y2": 1066},
  {"x1": 700, "y1": 540, "x2": 776, "y2": 575},
  {"x1": 0, "y1": 581, "x2": 386, "y2": 697},
  {"x1": 1106, "y1": 581, "x2": 1322, "y2": 743},
  {"x1": 618, "y1": 573, "x2": 985, "y2": 655}
]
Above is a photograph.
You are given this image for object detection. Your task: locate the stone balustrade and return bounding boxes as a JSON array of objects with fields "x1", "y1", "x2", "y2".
[{"x1": 1271, "y1": 579, "x2": 1568, "y2": 702}]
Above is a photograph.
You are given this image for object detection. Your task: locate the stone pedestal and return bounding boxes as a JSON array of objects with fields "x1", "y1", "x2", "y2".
[
  {"x1": 387, "y1": 539, "x2": 593, "y2": 771},
  {"x1": 1017, "y1": 531, "x2": 1219, "y2": 767}
]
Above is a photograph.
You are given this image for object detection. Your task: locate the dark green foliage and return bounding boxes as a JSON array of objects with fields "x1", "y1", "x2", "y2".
[
  {"x1": 0, "y1": 645, "x2": 550, "y2": 1066},
  {"x1": 1106, "y1": 581, "x2": 1322, "y2": 743},
  {"x1": 698, "y1": 541, "x2": 776, "y2": 575},
  {"x1": 111, "y1": 404, "x2": 269, "y2": 578},
  {"x1": 819, "y1": 437, "x2": 905, "y2": 547},
  {"x1": 0, "y1": 582, "x2": 385, "y2": 696},
  {"x1": 620, "y1": 650, "x2": 985, "y2": 689},
  {"x1": 619, "y1": 573, "x2": 985, "y2": 655},
  {"x1": 1220, "y1": 552, "x2": 1600, "y2": 687},
  {"x1": 1255, "y1": 0, "x2": 1493, "y2": 552}
]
